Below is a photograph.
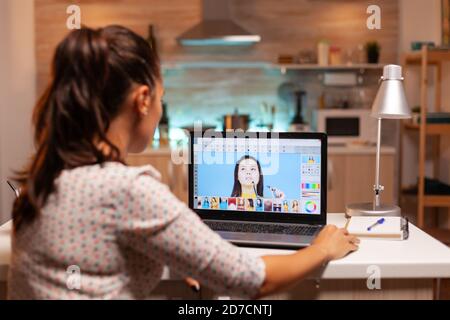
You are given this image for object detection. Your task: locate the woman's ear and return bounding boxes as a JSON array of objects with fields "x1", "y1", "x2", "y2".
[{"x1": 133, "y1": 85, "x2": 151, "y2": 117}]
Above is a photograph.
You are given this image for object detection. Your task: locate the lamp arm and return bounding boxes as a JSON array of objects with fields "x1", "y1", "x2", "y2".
[{"x1": 373, "y1": 117, "x2": 384, "y2": 209}]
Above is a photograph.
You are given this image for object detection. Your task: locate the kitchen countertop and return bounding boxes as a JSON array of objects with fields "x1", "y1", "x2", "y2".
[
  {"x1": 1, "y1": 213, "x2": 449, "y2": 282},
  {"x1": 129, "y1": 145, "x2": 396, "y2": 157}
]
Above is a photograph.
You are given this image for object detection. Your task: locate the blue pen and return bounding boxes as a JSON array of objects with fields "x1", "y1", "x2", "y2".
[{"x1": 367, "y1": 218, "x2": 385, "y2": 231}]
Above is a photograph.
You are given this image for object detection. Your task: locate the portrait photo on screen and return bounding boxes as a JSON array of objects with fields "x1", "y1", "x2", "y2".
[{"x1": 196, "y1": 153, "x2": 302, "y2": 200}]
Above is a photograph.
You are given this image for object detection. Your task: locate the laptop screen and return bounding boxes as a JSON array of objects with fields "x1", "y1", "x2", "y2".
[{"x1": 191, "y1": 133, "x2": 323, "y2": 217}]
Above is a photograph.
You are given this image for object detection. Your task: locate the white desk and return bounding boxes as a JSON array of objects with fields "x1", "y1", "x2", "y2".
[
  {"x1": 1, "y1": 214, "x2": 450, "y2": 299},
  {"x1": 0, "y1": 221, "x2": 10, "y2": 283},
  {"x1": 241, "y1": 214, "x2": 450, "y2": 279}
]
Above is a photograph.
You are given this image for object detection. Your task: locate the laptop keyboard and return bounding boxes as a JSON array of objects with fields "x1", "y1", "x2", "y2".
[{"x1": 205, "y1": 221, "x2": 320, "y2": 236}]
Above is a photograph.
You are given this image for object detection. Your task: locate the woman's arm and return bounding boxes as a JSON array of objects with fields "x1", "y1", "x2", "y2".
[
  {"x1": 258, "y1": 247, "x2": 326, "y2": 298},
  {"x1": 184, "y1": 226, "x2": 358, "y2": 298},
  {"x1": 119, "y1": 173, "x2": 266, "y2": 298},
  {"x1": 183, "y1": 225, "x2": 358, "y2": 298},
  {"x1": 257, "y1": 225, "x2": 359, "y2": 298},
  {"x1": 120, "y1": 173, "x2": 358, "y2": 298}
]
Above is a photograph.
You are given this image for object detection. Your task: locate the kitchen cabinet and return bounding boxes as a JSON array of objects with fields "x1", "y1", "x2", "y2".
[
  {"x1": 126, "y1": 147, "x2": 395, "y2": 213},
  {"x1": 327, "y1": 152, "x2": 395, "y2": 213},
  {"x1": 327, "y1": 155, "x2": 346, "y2": 212},
  {"x1": 126, "y1": 149, "x2": 188, "y2": 204}
]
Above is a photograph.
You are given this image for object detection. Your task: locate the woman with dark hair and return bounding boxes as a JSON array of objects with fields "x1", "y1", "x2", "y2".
[
  {"x1": 231, "y1": 155, "x2": 264, "y2": 198},
  {"x1": 292, "y1": 200, "x2": 299, "y2": 213},
  {"x1": 256, "y1": 198, "x2": 263, "y2": 211},
  {"x1": 202, "y1": 197, "x2": 210, "y2": 209},
  {"x1": 8, "y1": 25, "x2": 358, "y2": 300}
]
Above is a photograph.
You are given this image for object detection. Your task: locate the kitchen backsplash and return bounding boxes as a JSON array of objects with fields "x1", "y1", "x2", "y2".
[
  {"x1": 163, "y1": 67, "x2": 287, "y2": 133},
  {"x1": 162, "y1": 67, "x2": 385, "y2": 137},
  {"x1": 36, "y1": 0, "x2": 399, "y2": 92}
]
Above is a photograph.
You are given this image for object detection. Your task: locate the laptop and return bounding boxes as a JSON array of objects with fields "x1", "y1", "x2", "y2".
[{"x1": 189, "y1": 131, "x2": 327, "y2": 249}]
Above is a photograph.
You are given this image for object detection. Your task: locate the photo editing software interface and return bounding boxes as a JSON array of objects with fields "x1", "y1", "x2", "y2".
[{"x1": 192, "y1": 136, "x2": 322, "y2": 215}]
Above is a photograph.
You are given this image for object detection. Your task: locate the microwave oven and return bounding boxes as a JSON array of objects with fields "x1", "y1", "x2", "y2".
[{"x1": 316, "y1": 109, "x2": 376, "y2": 145}]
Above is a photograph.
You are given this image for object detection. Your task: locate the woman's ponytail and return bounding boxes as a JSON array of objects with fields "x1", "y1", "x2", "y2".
[{"x1": 13, "y1": 25, "x2": 160, "y2": 231}]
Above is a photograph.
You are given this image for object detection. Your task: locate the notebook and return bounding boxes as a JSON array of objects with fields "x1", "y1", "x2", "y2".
[{"x1": 345, "y1": 216, "x2": 409, "y2": 240}]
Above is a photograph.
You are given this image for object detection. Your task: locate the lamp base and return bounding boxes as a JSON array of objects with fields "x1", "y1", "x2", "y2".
[{"x1": 345, "y1": 202, "x2": 401, "y2": 218}]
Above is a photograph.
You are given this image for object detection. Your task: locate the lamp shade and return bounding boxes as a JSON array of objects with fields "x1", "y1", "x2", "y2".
[{"x1": 371, "y1": 64, "x2": 411, "y2": 119}]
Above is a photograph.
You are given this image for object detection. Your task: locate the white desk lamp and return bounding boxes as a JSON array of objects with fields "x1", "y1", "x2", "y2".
[{"x1": 346, "y1": 64, "x2": 411, "y2": 217}]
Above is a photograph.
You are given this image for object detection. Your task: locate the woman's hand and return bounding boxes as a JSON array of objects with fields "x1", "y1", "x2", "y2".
[
  {"x1": 185, "y1": 277, "x2": 201, "y2": 292},
  {"x1": 311, "y1": 225, "x2": 359, "y2": 262},
  {"x1": 257, "y1": 225, "x2": 359, "y2": 298}
]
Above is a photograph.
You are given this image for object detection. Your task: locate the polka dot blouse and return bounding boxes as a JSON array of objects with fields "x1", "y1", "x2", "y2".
[{"x1": 8, "y1": 162, "x2": 266, "y2": 299}]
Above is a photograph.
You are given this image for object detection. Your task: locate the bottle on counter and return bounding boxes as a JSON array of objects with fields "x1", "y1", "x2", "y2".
[
  {"x1": 147, "y1": 24, "x2": 158, "y2": 54},
  {"x1": 158, "y1": 101, "x2": 169, "y2": 147},
  {"x1": 289, "y1": 91, "x2": 310, "y2": 132},
  {"x1": 318, "y1": 92, "x2": 326, "y2": 110}
]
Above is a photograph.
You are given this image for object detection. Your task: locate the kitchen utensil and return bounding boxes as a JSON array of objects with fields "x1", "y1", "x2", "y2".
[
  {"x1": 159, "y1": 101, "x2": 169, "y2": 146},
  {"x1": 278, "y1": 82, "x2": 310, "y2": 132},
  {"x1": 222, "y1": 109, "x2": 250, "y2": 130},
  {"x1": 181, "y1": 124, "x2": 217, "y2": 133},
  {"x1": 289, "y1": 91, "x2": 310, "y2": 132},
  {"x1": 259, "y1": 102, "x2": 277, "y2": 131}
]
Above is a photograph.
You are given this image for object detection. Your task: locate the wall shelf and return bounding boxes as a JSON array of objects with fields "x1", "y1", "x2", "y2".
[
  {"x1": 162, "y1": 61, "x2": 273, "y2": 70},
  {"x1": 275, "y1": 63, "x2": 384, "y2": 72},
  {"x1": 402, "y1": 50, "x2": 450, "y2": 65},
  {"x1": 403, "y1": 122, "x2": 450, "y2": 135},
  {"x1": 161, "y1": 61, "x2": 385, "y2": 72}
]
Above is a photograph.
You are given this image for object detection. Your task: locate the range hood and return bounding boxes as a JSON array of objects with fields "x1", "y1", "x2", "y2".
[{"x1": 177, "y1": 0, "x2": 261, "y2": 46}]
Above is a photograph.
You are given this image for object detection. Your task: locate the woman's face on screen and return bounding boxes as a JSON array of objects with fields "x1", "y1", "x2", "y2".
[{"x1": 237, "y1": 158, "x2": 260, "y2": 187}]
